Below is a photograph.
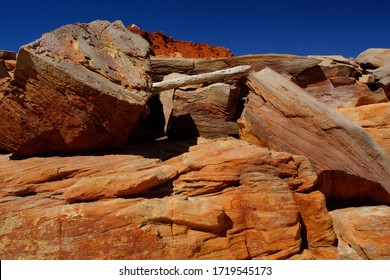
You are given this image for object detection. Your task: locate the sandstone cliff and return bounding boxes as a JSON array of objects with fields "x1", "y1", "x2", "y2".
[{"x1": 0, "y1": 20, "x2": 389, "y2": 260}]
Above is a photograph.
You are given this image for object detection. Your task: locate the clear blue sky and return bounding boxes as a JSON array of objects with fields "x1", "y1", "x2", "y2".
[{"x1": 1, "y1": 0, "x2": 389, "y2": 58}]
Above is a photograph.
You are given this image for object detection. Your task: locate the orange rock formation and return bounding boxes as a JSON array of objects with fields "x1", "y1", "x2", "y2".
[{"x1": 128, "y1": 24, "x2": 233, "y2": 58}]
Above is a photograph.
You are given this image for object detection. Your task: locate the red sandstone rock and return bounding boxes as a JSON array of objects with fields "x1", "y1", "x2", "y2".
[
  {"x1": 294, "y1": 56, "x2": 387, "y2": 108},
  {"x1": 0, "y1": 138, "x2": 336, "y2": 259},
  {"x1": 0, "y1": 20, "x2": 151, "y2": 156},
  {"x1": 330, "y1": 206, "x2": 390, "y2": 260},
  {"x1": 167, "y1": 82, "x2": 240, "y2": 139},
  {"x1": 128, "y1": 24, "x2": 233, "y2": 58},
  {"x1": 150, "y1": 54, "x2": 321, "y2": 82},
  {"x1": 302, "y1": 79, "x2": 386, "y2": 108},
  {"x1": 1, "y1": 21, "x2": 389, "y2": 261},
  {"x1": 238, "y1": 67, "x2": 390, "y2": 203},
  {"x1": 339, "y1": 103, "x2": 390, "y2": 155}
]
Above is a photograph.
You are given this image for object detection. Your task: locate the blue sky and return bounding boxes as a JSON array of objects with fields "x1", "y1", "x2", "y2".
[{"x1": 1, "y1": 0, "x2": 389, "y2": 58}]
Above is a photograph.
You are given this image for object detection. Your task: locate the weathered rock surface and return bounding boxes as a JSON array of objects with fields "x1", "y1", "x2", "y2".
[
  {"x1": 371, "y1": 65, "x2": 390, "y2": 95},
  {"x1": 2, "y1": 22, "x2": 390, "y2": 261},
  {"x1": 167, "y1": 82, "x2": 240, "y2": 139},
  {"x1": 0, "y1": 20, "x2": 151, "y2": 156},
  {"x1": 294, "y1": 55, "x2": 388, "y2": 108},
  {"x1": 339, "y1": 103, "x2": 390, "y2": 155},
  {"x1": 150, "y1": 54, "x2": 321, "y2": 81},
  {"x1": 302, "y1": 79, "x2": 385, "y2": 108},
  {"x1": 356, "y1": 48, "x2": 390, "y2": 68},
  {"x1": 0, "y1": 137, "x2": 338, "y2": 259},
  {"x1": 128, "y1": 24, "x2": 233, "y2": 58},
  {"x1": 330, "y1": 206, "x2": 390, "y2": 260},
  {"x1": 238, "y1": 67, "x2": 390, "y2": 203}
]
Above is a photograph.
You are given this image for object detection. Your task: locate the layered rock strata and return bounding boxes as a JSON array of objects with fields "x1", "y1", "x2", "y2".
[
  {"x1": 128, "y1": 24, "x2": 233, "y2": 58},
  {"x1": 0, "y1": 138, "x2": 336, "y2": 259},
  {"x1": 238, "y1": 68, "x2": 390, "y2": 203}
]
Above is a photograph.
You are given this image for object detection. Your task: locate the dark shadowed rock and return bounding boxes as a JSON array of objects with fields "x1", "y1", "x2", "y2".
[
  {"x1": 167, "y1": 82, "x2": 240, "y2": 139},
  {"x1": 0, "y1": 20, "x2": 151, "y2": 156},
  {"x1": 0, "y1": 50, "x2": 17, "y2": 61},
  {"x1": 0, "y1": 61, "x2": 9, "y2": 79},
  {"x1": 128, "y1": 24, "x2": 234, "y2": 58}
]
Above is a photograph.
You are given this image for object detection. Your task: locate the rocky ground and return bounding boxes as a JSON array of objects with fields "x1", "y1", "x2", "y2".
[{"x1": 0, "y1": 20, "x2": 389, "y2": 260}]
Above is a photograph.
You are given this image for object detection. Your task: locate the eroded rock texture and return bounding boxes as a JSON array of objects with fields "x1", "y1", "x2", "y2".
[
  {"x1": 238, "y1": 68, "x2": 390, "y2": 203},
  {"x1": 128, "y1": 24, "x2": 233, "y2": 58},
  {"x1": 0, "y1": 20, "x2": 151, "y2": 156},
  {"x1": 331, "y1": 206, "x2": 390, "y2": 260},
  {"x1": 0, "y1": 138, "x2": 336, "y2": 259},
  {"x1": 0, "y1": 21, "x2": 389, "y2": 260}
]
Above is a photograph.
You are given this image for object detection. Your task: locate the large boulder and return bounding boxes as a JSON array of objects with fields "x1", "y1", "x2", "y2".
[
  {"x1": 238, "y1": 67, "x2": 390, "y2": 203},
  {"x1": 0, "y1": 138, "x2": 337, "y2": 259},
  {"x1": 167, "y1": 82, "x2": 240, "y2": 139},
  {"x1": 356, "y1": 48, "x2": 390, "y2": 69},
  {"x1": 0, "y1": 20, "x2": 151, "y2": 156}
]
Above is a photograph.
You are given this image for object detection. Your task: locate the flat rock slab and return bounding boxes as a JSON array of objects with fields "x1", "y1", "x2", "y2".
[
  {"x1": 0, "y1": 20, "x2": 151, "y2": 156},
  {"x1": 238, "y1": 67, "x2": 390, "y2": 203}
]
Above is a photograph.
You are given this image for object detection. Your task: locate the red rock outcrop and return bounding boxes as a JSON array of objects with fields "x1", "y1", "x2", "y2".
[
  {"x1": 0, "y1": 20, "x2": 151, "y2": 156},
  {"x1": 0, "y1": 138, "x2": 337, "y2": 259},
  {"x1": 128, "y1": 24, "x2": 233, "y2": 58},
  {"x1": 238, "y1": 67, "x2": 390, "y2": 203},
  {"x1": 1, "y1": 21, "x2": 389, "y2": 261}
]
